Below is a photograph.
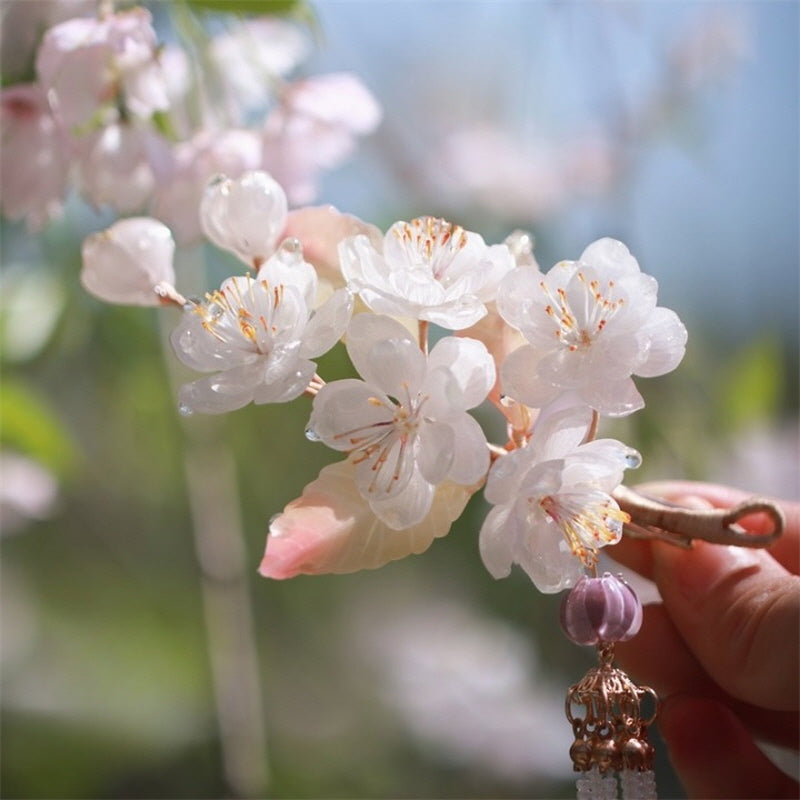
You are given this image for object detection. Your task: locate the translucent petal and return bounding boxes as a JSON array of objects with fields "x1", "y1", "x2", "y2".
[
  {"x1": 579, "y1": 237, "x2": 641, "y2": 278},
  {"x1": 345, "y1": 313, "x2": 416, "y2": 383},
  {"x1": 252, "y1": 358, "x2": 315, "y2": 404},
  {"x1": 259, "y1": 461, "x2": 470, "y2": 577},
  {"x1": 416, "y1": 421, "x2": 455, "y2": 484},
  {"x1": 531, "y1": 404, "x2": 594, "y2": 460},
  {"x1": 80, "y1": 217, "x2": 176, "y2": 306},
  {"x1": 446, "y1": 412, "x2": 490, "y2": 485},
  {"x1": 200, "y1": 170, "x2": 287, "y2": 264},
  {"x1": 309, "y1": 378, "x2": 393, "y2": 450},
  {"x1": 479, "y1": 504, "x2": 518, "y2": 579},
  {"x1": 353, "y1": 432, "x2": 415, "y2": 498},
  {"x1": 177, "y1": 365, "x2": 261, "y2": 414},
  {"x1": 580, "y1": 376, "x2": 644, "y2": 417},
  {"x1": 369, "y1": 470, "x2": 435, "y2": 529},
  {"x1": 257, "y1": 239, "x2": 318, "y2": 309},
  {"x1": 421, "y1": 296, "x2": 488, "y2": 330},
  {"x1": 496, "y1": 266, "x2": 547, "y2": 332},
  {"x1": 299, "y1": 288, "x2": 353, "y2": 359},
  {"x1": 515, "y1": 517, "x2": 584, "y2": 594},
  {"x1": 634, "y1": 307, "x2": 688, "y2": 377},
  {"x1": 364, "y1": 336, "x2": 426, "y2": 399},
  {"x1": 500, "y1": 344, "x2": 560, "y2": 408}
]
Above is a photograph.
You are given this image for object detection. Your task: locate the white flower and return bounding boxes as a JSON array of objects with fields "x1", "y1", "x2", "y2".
[
  {"x1": 479, "y1": 404, "x2": 638, "y2": 593},
  {"x1": 340, "y1": 216, "x2": 515, "y2": 330},
  {"x1": 171, "y1": 241, "x2": 352, "y2": 414},
  {"x1": 307, "y1": 314, "x2": 494, "y2": 528},
  {"x1": 80, "y1": 217, "x2": 176, "y2": 306},
  {"x1": 498, "y1": 237, "x2": 687, "y2": 416},
  {"x1": 200, "y1": 170, "x2": 288, "y2": 267},
  {"x1": 259, "y1": 460, "x2": 473, "y2": 578}
]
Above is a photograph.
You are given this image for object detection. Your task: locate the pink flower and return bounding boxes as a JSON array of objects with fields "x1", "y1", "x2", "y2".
[
  {"x1": 262, "y1": 72, "x2": 381, "y2": 204},
  {"x1": 0, "y1": 84, "x2": 69, "y2": 230},
  {"x1": 35, "y1": 7, "x2": 168, "y2": 129},
  {"x1": 75, "y1": 121, "x2": 167, "y2": 214},
  {"x1": 260, "y1": 460, "x2": 473, "y2": 578}
]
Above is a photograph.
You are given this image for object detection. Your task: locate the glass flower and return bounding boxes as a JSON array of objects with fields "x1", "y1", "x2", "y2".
[
  {"x1": 479, "y1": 405, "x2": 637, "y2": 592},
  {"x1": 307, "y1": 314, "x2": 494, "y2": 528},
  {"x1": 498, "y1": 237, "x2": 687, "y2": 416},
  {"x1": 80, "y1": 217, "x2": 176, "y2": 306},
  {"x1": 200, "y1": 170, "x2": 288, "y2": 267},
  {"x1": 171, "y1": 241, "x2": 352, "y2": 414},
  {"x1": 339, "y1": 216, "x2": 515, "y2": 330}
]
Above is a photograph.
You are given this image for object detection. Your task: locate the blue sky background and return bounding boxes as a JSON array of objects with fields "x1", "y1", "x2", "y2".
[{"x1": 306, "y1": 1, "x2": 799, "y2": 345}]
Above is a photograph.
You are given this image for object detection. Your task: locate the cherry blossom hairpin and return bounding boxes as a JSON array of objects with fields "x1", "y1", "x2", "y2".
[{"x1": 80, "y1": 170, "x2": 784, "y2": 800}]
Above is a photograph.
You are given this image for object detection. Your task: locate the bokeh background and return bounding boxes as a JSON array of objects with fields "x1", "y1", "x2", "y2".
[{"x1": 1, "y1": 1, "x2": 797, "y2": 798}]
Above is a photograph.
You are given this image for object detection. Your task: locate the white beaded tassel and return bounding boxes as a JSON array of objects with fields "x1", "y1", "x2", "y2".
[
  {"x1": 620, "y1": 768, "x2": 657, "y2": 800},
  {"x1": 576, "y1": 766, "x2": 619, "y2": 800}
]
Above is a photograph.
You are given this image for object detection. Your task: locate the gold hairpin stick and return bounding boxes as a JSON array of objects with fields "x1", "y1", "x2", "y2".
[{"x1": 613, "y1": 485, "x2": 785, "y2": 549}]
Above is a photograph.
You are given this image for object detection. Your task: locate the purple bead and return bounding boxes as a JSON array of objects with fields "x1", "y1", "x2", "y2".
[{"x1": 560, "y1": 572, "x2": 643, "y2": 646}]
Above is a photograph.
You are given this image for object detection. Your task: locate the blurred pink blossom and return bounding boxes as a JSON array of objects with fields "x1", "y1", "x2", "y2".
[
  {"x1": 0, "y1": 83, "x2": 70, "y2": 230},
  {"x1": 262, "y1": 73, "x2": 382, "y2": 204}
]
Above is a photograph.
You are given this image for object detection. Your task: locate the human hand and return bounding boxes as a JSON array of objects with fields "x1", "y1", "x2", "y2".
[{"x1": 610, "y1": 481, "x2": 800, "y2": 799}]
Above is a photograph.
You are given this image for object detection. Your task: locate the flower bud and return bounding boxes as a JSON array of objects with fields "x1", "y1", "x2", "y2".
[
  {"x1": 81, "y1": 217, "x2": 176, "y2": 306},
  {"x1": 559, "y1": 572, "x2": 642, "y2": 646},
  {"x1": 199, "y1": 170, "x2": 288, "y2": 266}
]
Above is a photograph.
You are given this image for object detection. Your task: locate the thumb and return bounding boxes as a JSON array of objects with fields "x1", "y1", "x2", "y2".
[{"x1": 652, "y1": 538, "x2": 800, "y2": 711}]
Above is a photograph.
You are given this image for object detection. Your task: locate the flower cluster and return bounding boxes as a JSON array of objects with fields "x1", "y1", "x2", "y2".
[
  {"x1": 80, "y1": 169, "x2": 687, "y2": 594},
  {"x1": 0, "y1": 1, "x2": 380, "y2": 237}
]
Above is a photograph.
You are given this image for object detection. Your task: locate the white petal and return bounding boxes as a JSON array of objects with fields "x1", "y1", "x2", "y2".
[
  {"x1": 579, "y1": 237, "x2": 641, "y2": 278},
  {"x1": 299, "y1": 288, "x2": 353, "y2": 359},
  {"x1": 446, "y1": 412, "x2": 490, "y2": 485},
  {"x1": 515, "y1": 512, "x2": 584, "y2": 593},
  {"x1": 484, "y1": 448, "x2": 529, "y2": 506},
  {"x1": 496, "y1": 265, "x2": 547, "y2": 332},
  {"x1": 80, "y1": 217, "x2": 175, "y2": 306},
  {"x1": 369, "y1": 470, "x2": 435, "y2": 529},
  {"x1": 309, "y1": 379, "x2": 393, "y2": 450},
  {"x1": 427, "y1": 336, "x2": 495, "y2": 409},
  {"x1": 531, "y1": 404, "x2": 594, "y2": 460},
  {"x1": 581, "y1": 376, "x2": 644, "y2": 417},
  {"x1": 500, "y1": 344, "x2": 560, "y2": 408},
  {"x1": 257, "y1": 238, "x2": 318, "y2": 309},
  {"x1": 416, "y1": 421, "x2": 455, "y2": 484},
  {"x1": 177, "y1": 363, "x2": 262, "y2": 414},
  {"x1": 363, "y1": 336, "x2": 426, "y2": 400},
  {"x1": 479, "y1": 504, "x2": 518, "y2": 579},
  {"x1": 200, "y1": 170, "x2": 287, "y2": 264},
  {"x1": 252, "y1": 358, "x2": 316, "y2": 404},
  {"x1": 421, "y1": 297, "x2": 487, "y2": 330},
  {"x1": 345, "y1": 313, "x2": 416, "y2": 382},
  {"x1": 634, "y1": 307, "x2": 688, "y2": 377}
]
